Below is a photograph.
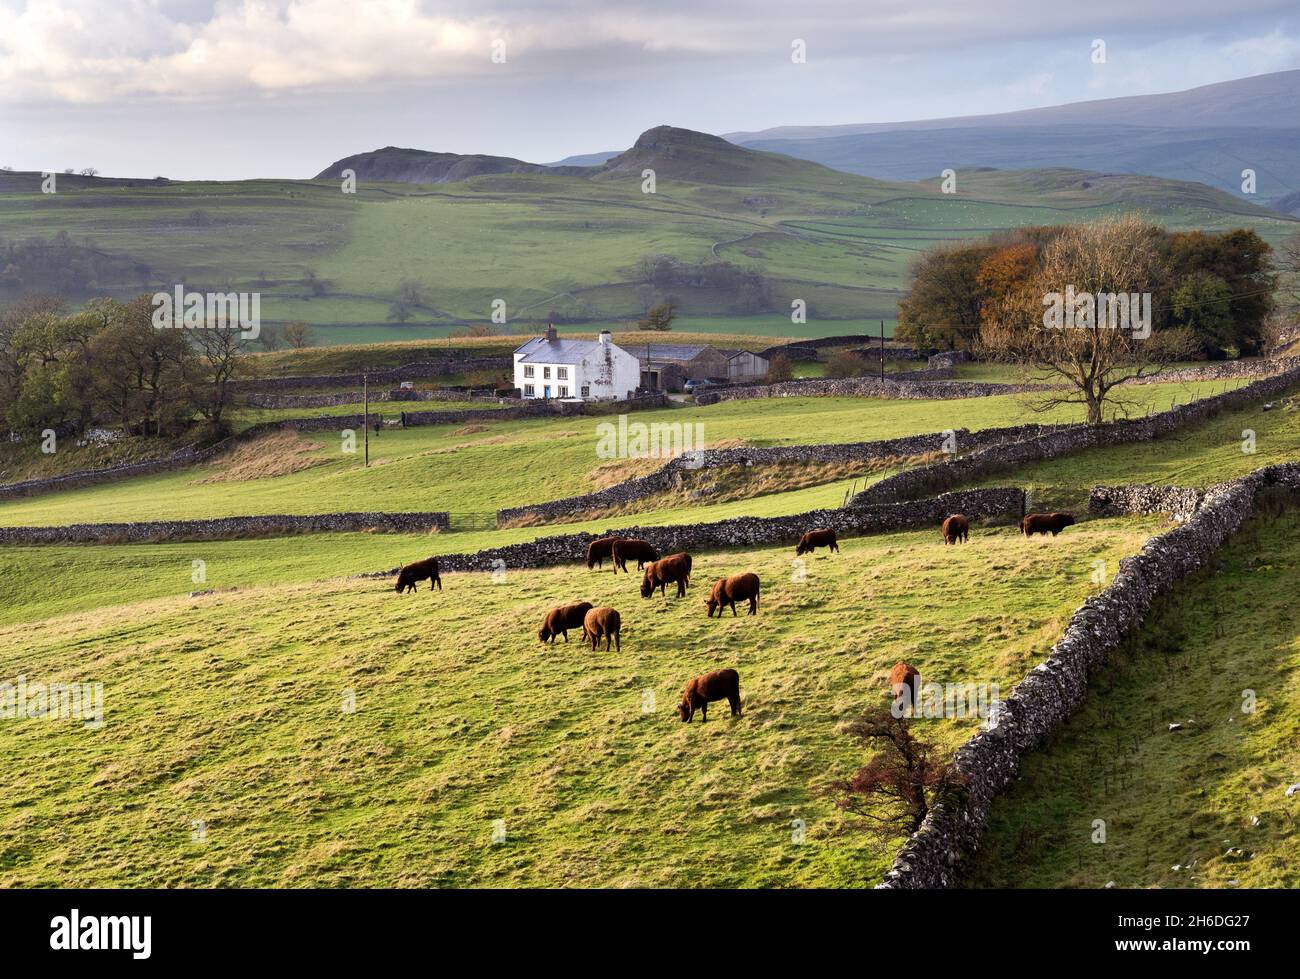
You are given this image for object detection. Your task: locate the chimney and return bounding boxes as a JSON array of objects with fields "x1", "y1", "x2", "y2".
[
  {"x1": 599, "y1": 330, "x2": 611, "y2": 346},
  {"x1": 545, "y1": 323, "x2": 558, "y2": 342}
]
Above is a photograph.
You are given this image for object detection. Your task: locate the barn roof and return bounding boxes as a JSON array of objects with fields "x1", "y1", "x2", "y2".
[{"x1": 634, "y1": 343, "x2": 712, "y2": 361}]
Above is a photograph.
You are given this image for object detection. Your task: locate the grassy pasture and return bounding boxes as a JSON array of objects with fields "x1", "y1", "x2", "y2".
[
  {"x1": 2, "y1": 156, "x2": 1293, "y2": 337},
  {"x1": 964, "y1": 506, "x2": 1300, "y2": 889},
  {"x1": 0, "y1": 518, "x2": 1163, "y2": 887},
  {"x1": 0, "y1": 379, "x2": 1246, "y2": 528},
  {"x1": 970, "y1": 396, "x2": 1300, "y2": 514},
  {"x1": 5, "y1": 380, "x2": 1296, "y2": 629}
]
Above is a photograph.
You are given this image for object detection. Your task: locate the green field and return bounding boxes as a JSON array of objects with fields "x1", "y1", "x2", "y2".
[
  {"x1": 963, "y1": 505, "x2": 1300, "y2": 889},
  {"x1": 2, "y1": 198, "x2": 1297, "y2": 890},
  {"x1": 0, "y1": 378, "x2": 1247, "y2": 528},
  {"x1": 969, "y1": 395, "x2": 1300, "y2": 514},
  {"x1": 0, "y1": 517, "x2": 1164, "y2": 887},
  {"x1": 0, "y1": 360, "x2": 1296, "y2": 888},
  {"x1": 3, "y1": 136, "x2": 1293, "y2": 343}
]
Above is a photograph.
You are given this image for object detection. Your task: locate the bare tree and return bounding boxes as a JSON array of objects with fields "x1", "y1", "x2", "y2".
[
  {"x1": 978, "y1": 215, "x2": 1194, "y2": 424},
  {"x1": 282, "y1": 321, "x2": 311, "y2": 349},
  {"x1": 828, "y1": 707, "x2": 965, "y2": 841},
  {"x1": 192, "y1": 328, "x2": 245, "y2": 432},
  {"x1": 766, "y1": 352, "x2": 794, "y2": 382}
]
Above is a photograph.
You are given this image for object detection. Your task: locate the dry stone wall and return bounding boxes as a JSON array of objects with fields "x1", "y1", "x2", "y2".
[
  {"x1": 0, "y1": 396, "x2": 668, "y2": 501},
  {"x1": 367, "y1": 486, "x2": 1024, "y2": 576},
  {"x1": 877, "y1": 461, "x2": 1300, "y2": 889},
  {"x1": 240, "y1": 389, "x2": 507, "y2": 409},
  {"x1": 281, "y1": 394, "x2": 668, "y2": 432},
  {"x1": 496, "y1": 425, "x2": 1055, "y2": 524},
  {"x1": 0, "y1": 443, "x2": 217, "y2": 500},
  {"x1": 0, "y1": 511, "x2": 450, "y2": 546},
  {"x1": 694, "y1": 372, "x2": 1055, "y2": 404},
  {"x1": 1088, "y1": 484, "x2": 1205, "y2": 522},
  {"x1": 1121, "y1": 359, "x2": 1289, "y2": 385},
  {"x1": 232, "y1": 357, "x2": 511, "y2": 392},
  {"x1": 853, "y1": 363, "x2": 1300, "y2": 506}
]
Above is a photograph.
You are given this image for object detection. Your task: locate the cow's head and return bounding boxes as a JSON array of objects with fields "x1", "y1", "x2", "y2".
[{"x1": 676, "y1": 700, "x2": 692, "y2": 722}]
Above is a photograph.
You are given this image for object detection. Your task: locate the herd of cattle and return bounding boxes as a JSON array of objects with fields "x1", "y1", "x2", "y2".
[{"x1": 392, "y1": 510, "x2": 1077, "y2": 722}]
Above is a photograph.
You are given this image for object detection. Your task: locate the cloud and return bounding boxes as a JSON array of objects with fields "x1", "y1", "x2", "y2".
[{"x1": 3, "y1": 0, "x2": 1297, "y2": 103}]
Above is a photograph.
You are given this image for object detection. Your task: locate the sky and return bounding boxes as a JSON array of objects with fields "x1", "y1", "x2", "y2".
[{"x1": 2, "y1": 0, "x2": 1299, "y2": 180}]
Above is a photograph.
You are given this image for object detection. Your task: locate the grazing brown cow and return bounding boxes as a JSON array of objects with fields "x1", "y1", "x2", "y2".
[
  {"x1": 538, "y1": 601, "x2": 594, "y2": 644},
  {"x1": 705, "y1": 573, "x2": 760, "y2": 617},
  {"x1": 583, "y1": 606, "x2": 621, "y2": 652},
  {"x1": 395, "y1": 556, "x2": 442, "y2": 593},
  {"x1": 889, "y1": 661, "x2": 920, "y2": 715},
  {"x1": 795, "y1": 528, "x2": 839, "y2": 556},
  {"x1": 942, "y1": 514, "x2": 970, "y2": 545},
  {"x1": 586, "y1": 535, "x2": 626, "y2": 570},
  {"x1": 611, "y1": 538, "x2": 660, "y2": 574},
  {"x1": 676, "y1": 668, "x2": 742, "y2": 723},
  {"x1": 640, "y1": 552, "x2": 693, "y2": 598},
  {"x1": 1022, "y1": 512, "x2": 1076, "y2": 537}
]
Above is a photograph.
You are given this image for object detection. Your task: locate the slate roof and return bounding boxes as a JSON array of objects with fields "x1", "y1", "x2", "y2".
[
  {"x1": 634, "y1": 344, "x2": 712, "y2": 362},
  {"x1": 514, "y1": 336, "x2": 616, "y2": 365}
]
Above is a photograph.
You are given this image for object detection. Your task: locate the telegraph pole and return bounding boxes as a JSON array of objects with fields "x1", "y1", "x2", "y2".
[
  {"x1": 363, "y1": 371, "x2": 370, "y2": 468},
  {"x1": 880, "y1": 319, "x2": 885, "y2": 380}
]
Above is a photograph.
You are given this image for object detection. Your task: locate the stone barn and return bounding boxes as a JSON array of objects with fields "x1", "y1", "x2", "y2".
[{"x1": 633, "y1": 343, "x2": 768, "y2": 391}]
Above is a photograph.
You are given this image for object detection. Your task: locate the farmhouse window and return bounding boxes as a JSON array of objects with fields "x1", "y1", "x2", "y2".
[
  {"x1": 523, "y1": 365, "x2": 534, "y2": 378},
  {"x1": 524, "y1": 384, "x2": 534, "y2": 397},
  {"x1": 543, "y1": 366, "x2": 551, "y2": 379},
  {"x1": 580, "y1": 385, "x2": 590, "y2": 398},
  {"x1": 558, "y1": 386, "x2": 569, "y2": 397},
  {"x1": 557, "y1": 367, "x2": 568, "y2": 380}
]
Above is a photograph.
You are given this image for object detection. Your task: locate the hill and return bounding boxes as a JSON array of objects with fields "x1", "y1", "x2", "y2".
[
  {"x1": 728, "y1": 70, "x2": 1300, "y2": 140},
  {"x1": 315, "y1": 145, "x2": 593, "y2": 183},
  {"x1": 1273, "y1": 189, "x2": 1300, "y2": 218},
  {"x1": 594, "y1": 125, "x2": 847, "y2": 186},
  {"x1": 727, "y1": 70, "x2": 1300, "y2": 201},
  {"x1": 0, "y1": 126, "x2": 1293, "y2": 345}
]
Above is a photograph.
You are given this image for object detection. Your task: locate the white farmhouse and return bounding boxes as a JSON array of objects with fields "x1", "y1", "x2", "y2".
[{"x1": 512, "y1": 326, "x2": 640, "y2": 401}]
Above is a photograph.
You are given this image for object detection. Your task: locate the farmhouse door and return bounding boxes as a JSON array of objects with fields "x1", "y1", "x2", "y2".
[{"x1": 544, "y1": 385, "x2": 551, "y2": 399}]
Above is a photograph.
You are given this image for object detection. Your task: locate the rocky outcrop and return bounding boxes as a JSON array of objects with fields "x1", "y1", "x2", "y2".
[{"x1": 877, "y1": 462, "x2": 1300, "y2": 889}]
